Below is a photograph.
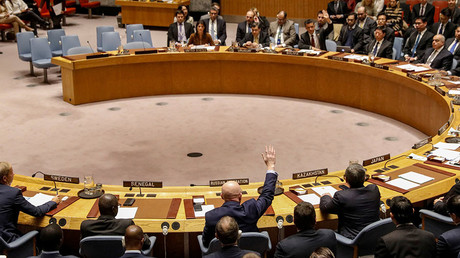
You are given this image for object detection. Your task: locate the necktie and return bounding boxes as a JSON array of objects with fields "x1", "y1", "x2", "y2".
[
  {"x1": 311, "y1": 34, "x2": 316, "y2": 48},
  {"x1": 420, "y1": 5, "x2": 425, "y2": 16},
  {"x1": 426, "y1": 49, "x2": 437, "y2": 65},
  {"x1": 247, "y1": 24, "x2": 251, "y2": 33},
  {"x1": 450, "y1": 39, "x2": 458, "y2": 53},
  {"x1": 179, "y1": 23, "x2": 184, "y2": 42},
  {"x1": 438, "y1": 24, "x2": 444, "y2": 35},
  {"x1": 211, "y1": 21, "x2": 216, "y2": 40},
  {"x1": 412, "y1": 33, "x2": 421, "y2": 57},
  {"x1": 277, "y1": 26, "x2": 282, "y2": 44},
  {"x1": 373, "y1": 42, "x2": 379, "y2": 56}
]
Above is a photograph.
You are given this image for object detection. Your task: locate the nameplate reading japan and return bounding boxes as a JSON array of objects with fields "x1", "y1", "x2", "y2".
[
  {"x1": 43, "y1": 174, "x2": 79, "y2": 184},
  {"x1": 363, "y1": 154, "x2": 390, "y2": 166},
  {"x1": 123, "y1": 181, "x2": 162, "y2": 188},
  {"x1": 209, "y1": 178, "x2": 249, "y2": 187},
  {"x1": 292, "y1": 168, "x2": 328, "y2": 180}
]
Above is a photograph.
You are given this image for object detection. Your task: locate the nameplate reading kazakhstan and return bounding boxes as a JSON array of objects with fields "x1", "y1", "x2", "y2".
[
  {"x1": 370, "y1": 63, "x2": 389, "y2": 70},
  {"x1": 363, "y1": 153, "x2": 390, "y2": 166},
  {"x1": 328, "y1": 56, "x2": 348, "y2": 62},
  {"x1": 412, "y1": 136, "x2": 432, "y2": 149},
  {"x1": 438, "y1": 122, "x2": 449, "y2": 135},
  {"x1": 209, "y1": 178, "x2": 249, "y2": 187},
  {"x1": 44, "y1": 174, "x2": 79, "y2": 184},
  {"x1": 449, "y1": 114, "x2": 454, "y2": 125},
  {"x1": 184, "y1": 48, "x2": 207, "y2": 53},
  {"x1": 406, "y1": 73, "x2": 422, "y2": 81},
  {"x1": 282, "y1": 51, "x2": 304, "y2": 56},
  {"x1": 123, "y1": 181, "x2": 162, "y2": 188},
  {"x1": 435, "y1": 86, "x2": 446, "y2": 96},
  {"x1": 292, "y1": 168, "x2": 328, "y2": 180}
]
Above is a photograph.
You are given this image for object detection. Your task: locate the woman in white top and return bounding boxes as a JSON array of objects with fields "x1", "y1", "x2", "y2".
[
  {"x1": 0, "y1": 0, "x2": 33, "y2": 35},
  {"x1": 6, "y1": 0, "x2": 47, "y2": 34}
]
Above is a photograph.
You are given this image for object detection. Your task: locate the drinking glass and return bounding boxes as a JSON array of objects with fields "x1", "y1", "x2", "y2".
[{"x1": 84, "y1": 176, "x2": 94, "y2": 195}]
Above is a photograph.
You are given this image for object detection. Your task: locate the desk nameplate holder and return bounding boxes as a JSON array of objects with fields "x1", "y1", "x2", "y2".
[
  {"x1": 406, "y1": 73, "x2": 422, "y2": 81},
  {"x1": 123, "y1": 180, "x2": 162, "y2": 197},
  {"x1": 449, "y1": 114, "x2": 454, "y2": 126},
  {"x1": 209, "y1": 178, "x2": 249, "y2": 187},
  {"x1": 327, "y1": 56, "x2": 349, "y2": 62},
  {"x1": 412, "y1": 136, "x2": 433, "y2": 149},
  {"x1": 86, "y1": 53, "x2": 110, "y2": 59},
  {"x1": 438, "y1": 122, "x2": 449, "y2": 135},
  {"x1": 364, "y1": 154, "x2": 391, "y2": 173},
  {"x1": 184, "y1": 48, "x2": 207, "y2": 53},
  {"x1": 435, "y1": 86, "x2": 446, "y2": 96},
  {"x1": 292, "y1": 168, "x2": 328, "y2": 180},
  {"x1": 282, "y1": 51, "x2": 304, "y2": 56},
  {"x1": 42, "y1": 174, "x2": 79, "y2": 194},
  {"x1": 370, "y1": 63, "x2": 389, "y2": 70}
]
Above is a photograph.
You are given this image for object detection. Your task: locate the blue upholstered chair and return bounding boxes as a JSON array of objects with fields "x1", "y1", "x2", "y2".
[
  {"x1": 132, "y1": 29, "x2": 153, "y2": 47},
  {"x1": 61, "y1": 35, "x2": 81, "y2": 56},
  {"x1": 16, "y1": 31, "x2": 35, "y2": 75},
  {"x1": 67, "y1": 46, "x2": 93, "y2": 55},
  {"x1": 393, "y1": 37, "x2": 404, "y2": 60},
  {"x1": 101, "y1": 31, "x2": 121, "y2": 52},
  {"x1": 30, "y1": 37, "x2": 58, "y2": 83},
  {"x1": 123, "y1": 41, "x2": 152, "y2": 50},
  {"x1": 80, "y1": 235, "x2": 156, "y2": 258},
  {"x1": 0, "y1": 230, "x2": 38, "y2": 258},
  {"x1": 325, "y1": 39, "x2": 337, "y2": 52},
  {"x1": 47, "y1": 29, "x2": 66, "y2": 56},
  {"x1": 126, "y1": 24, "x2": 144, "y2": 43},
  {"x1": 420, "y1": 209, "x2": 456, "y2": 239},
  {"x1": 197, "y1": 231, "x2": 271, "y2": 257},
  {"x1": 96, "y1": 26, "x2": 114, "y2": 52}
]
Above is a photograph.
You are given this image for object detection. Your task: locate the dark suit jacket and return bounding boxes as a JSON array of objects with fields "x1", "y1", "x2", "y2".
[
  {"x1": 203, "y1": 246, "x2": 251, "y2": 258},
  {"x1": 358, "y1": 17, "x2": 377, "y2": 41},
  {"x1": 449, "y1": 7, "x2": 460, "y2": 25},
  {"x1": 375, "y1": 224, "x2": 436, "y2": 258},
  {"x1": 0, "y1": 184, "x2": 57, "y2": 243},
  {"x1": 202, "y1": 172, "x2": 277, "y2": 247},
  {"x1": 445, "y1": 38, "x2": 460, "y2": 60},
  {"x1": 369, "y1": 26, "x2": 395, "y2": 46},
  {"x1": 403, "y1": 30, "x2": 435, "y2": 59},
  {"x1": 239, "y1": 31, "x2": 270, "y2": 48},
  {"x1": 434, "y1": 181, "x2": 460, "y2": 215},
  {"x1": 437, "y1": 225, "x2": 460, "y2": 258},
  {"x1": 416, "y1": 47, "x2": 453, "y2": 70},
  {"x1": 167, "y1": 22, "x2": 194, "y2": 46},
  {"x1": 203, "y1": 18, "x2": 227, "y2": 45},
  {"x1": 274, "y1": 229, "x2": 337, "y2": 258},
  {"x1": 30, "y1": 252, "x2": 78, "y2": 258},
  {"x1": 236, "y1": 21, "x2": 250, "y2": 43},
  {"x1": 337, "y1": 25, "x2": 365, "y2": 53},
  {"x1": 80, "y1": 215, "x2": 134, "y2": 238},
  {"x1": 327, "y1": 0, "x2": 349, "y2": 24},
  {"x1": 412, "y1": 3, "x2": 435, "y2": 26},
  {"x1": 366, "y1": 39, "x2": 393, "y2": 59},
  {"x1": 120, "y1": 251, "x2": 146, "y2": 258},
  {"x1": 430, "y1": 22, "x2": 456, "y2": 40},
  {"x1": 319, "y1": 184, "x2": 380, "y2": 239},
  {"x1": 299, "y1": 22, "x2": 334, "y2": 50}
]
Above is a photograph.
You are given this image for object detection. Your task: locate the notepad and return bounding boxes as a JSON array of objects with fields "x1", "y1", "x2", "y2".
[
  {"x1": 297, "y1": 193, "x2": 321, "y2": 205},
  {"x1": 194, "y1": 205, "x2": 214, "y2": 217},
  {"x1": 396, "y1": 64, "x2": 430, "y2": 72},
  {"x1": 27, "y1": 193, "x2": 54, "y2": 207},
  {"x1": 311, "y1": 186, "x2": 337, "y2": 197},
  {"x1": 398, "y1": 171, "x2": 434, "y2": 185},
  {"x1": 116, "y1": 207, "x2": 138, "y2": 219},
  {"x1": 387, "y1": 178, "x2": 419, "y2": 190}
]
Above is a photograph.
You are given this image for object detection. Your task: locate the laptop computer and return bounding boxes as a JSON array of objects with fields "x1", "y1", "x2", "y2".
[{"x1": 336, "y1": 45, "x2": 351, "y2": 53}]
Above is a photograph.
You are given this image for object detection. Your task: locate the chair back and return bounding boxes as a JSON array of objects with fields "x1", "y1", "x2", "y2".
[
  {"x1": 67, "y1": 46, "x2": 93, "y2": 55},
  {"x1": 96, "y1": 26, "x2": 114, "y2": 51},
  {"x1": 123, "y1": 41, "x2": 152, "y2": 50},
  {"x1": 30, "y1": 37, "x2": 53, "y2": 62},
  {"x1": 393, "y1": 37, "x2": 403, "y2": 60},
  {"x1": 0, "y1": 230, "x2": 38, "y2": 258},
  {"x1": 80, "y1": 236, "x2": 125, "y2": 258},
  {"x1": 239, "y1": 231, "x2": 272, "y2": 256},
  {"x1": 101, "y1": 31, "x2": 121, "y2": 51},
  {"x1": 325, "y1": 39, "x2": 337, "y2": 52},
  {"x1": 47, "y1": 29, "x2": 66, "y2": 56},
  {"x1": 197, "y1": 235, "x2": 222, "y2": 256},
  {"x1": 126, "y1": 24, "x2": 144, "y2": 43},
  {"x1": 294, "y1": 23, "x2": 299, "y2": 36},
  {"x1": 453, "y1": 59, "x2": 458, "y2": 70},
  {"x1": 132, "y1": 29, "x2": 153, "y2": 46},
  {"x1": 61, "y1": 35, "x2": 81, "y2": 56},
  {"x1": 16, "y1": 31, "x2": 35, "y2": 61},
  {"x1": 420, "y1": 209, "x2": 456, "y2": 239}
]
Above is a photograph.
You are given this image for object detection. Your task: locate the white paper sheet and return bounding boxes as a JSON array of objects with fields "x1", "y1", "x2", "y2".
[
  {"x1": 387, "y1": 178, "x2": 420, "y2": 190},
  {"x1": 297, "y1": 193, "x2": 321, "y2": 205},
  {"x1": 398, "y1": 171, "x2": 434, "y2": 184},
  {"x1": 408, "y1": 153, "x2": 428, "y2": 161},
  {"x1": 194, "y1": 204, "x2": 214, "y2": 218},
  {"x1": 343, "y1": 54, "x2": 368, "y2": 61},
  {"x1": 434, "y1": 142, "x2": 460, "y2": 150},
  {"x1": 448, "y1": 128, "x2": 460, "y2": 136},
  {"x1": 311, "y1": 186, "x2": 337, "y2": 197},
  {"x1": 115, "y1": 207, "x2": 138, "y2": 219},
  {"x1": 193, "y1": 197, "x2": 205, "y2": 204},
  {"x1": 27, "y1": 193, "x2": 54, "y2": 207},
  {"x1": 52, "y1": 2, "x2": 62, "y2": 14},
  {"x1": 430, "y1": 148, "x2": 460, "y2": 160},
  {"x1": 448, "y1": 81, "x2": 460, "y2": 85},
  {"x1": 396, "y1": 64, "x2": 430, "y2": 72},
  {"x1": 298, "y1": 49, "x2": 321, "y2": 55}
]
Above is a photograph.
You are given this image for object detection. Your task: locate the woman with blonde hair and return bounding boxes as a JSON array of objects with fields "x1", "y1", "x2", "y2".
[{"x1": 0, "y1": 0, "x2": 33, "y2": 36}]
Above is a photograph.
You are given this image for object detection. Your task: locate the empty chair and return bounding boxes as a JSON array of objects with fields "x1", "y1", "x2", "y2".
[
  {"x1": 0, "y1": 230, "x2": 38, "y2": 258},
  {"x1": 123, "y1": 41, "x2": 152, "y2": 50},
  {"x1": 61, "y1": 35, "x2": 81, "y2": 56},
  {"x1": 393, "y1": 37, "x2": 403, "y2": 60},
  {"x1": 47, "y1": 29, "x2": 66, "y2": 56},
  {"x1": 294, "y1": 23, "x2": 299, "y2": 48},
  {"x1": 101, "y1": 31, "x2": 121, "y2": 51},
  {"x1": 126, "y1": 24, "x2": 143, "y2": 43},
  {"x1": 67, "y1": 46, "x2": 93, "y2": 55},
  {"x1": 197, "y1": 231, "x2": 272, "y2": 257},
  {"x1": 335, "y1": 218, "x2": 396, "y2": 258},
  {"x1": 80, "y1": 0, "x2": 101, "y2": 19},
  {"x1": 96, "y1": 26, "x2": 114, "y2": 52},
  {"x1": 30, "y1": 37, "x2": 58, "y2": 83},
  {"x1": 80, "y1": 235, "x2": 156, "y2": 258},
  {"x1": 420, "y1": 209, "x2": 456, "y2": 239},
  {"x1": 453, "y1": 59, "x2": 458, "y2": 71},
  {"x1": 16, "y1": 31, "x2": 35, "y2": 75},
  {"x1": 132, "y1": 29, "x2": 153, "y2": 46},
  {"x1": 325, "y1": 39, "x2": 337, "y2": 52}
]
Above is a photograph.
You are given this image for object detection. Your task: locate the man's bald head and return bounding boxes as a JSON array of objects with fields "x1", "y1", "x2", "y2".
[
  {"x1": 98, "y1": 194, "x2": 118, "y2": 216},
  {"x1": 221, "y1": 181, "x2": 242, "y2": 202},
  {"x1": 124, "y1": 225, "x2": 144, "y2": 250}
]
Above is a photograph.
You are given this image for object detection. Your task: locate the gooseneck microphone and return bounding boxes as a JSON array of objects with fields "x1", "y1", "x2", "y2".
[
  {"x1": 87, "y1": 41, "x2": 95, "y2": 53},
  {"x1": 314, "y1": 175, "x2": 344, "y2": 184},
  {"x1": 383, "y1": 155, "x2": 409, "y2": 169},
  {"x1": 31, "y1": 171, "x2": 46, "y2": 177},
  {"x1": 139, "y1": 33, "x2": 146, "y2": 51}
]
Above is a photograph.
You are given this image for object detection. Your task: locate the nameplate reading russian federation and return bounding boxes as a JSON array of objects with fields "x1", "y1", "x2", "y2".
[
  {"x1": 435, "y1": 86, "x2": 446, "y2": 96},
  {"x1": 328, "y1": 56, "x2": 348, "y2": 62},
  {"x1": 44, "y1": 174, "x2": 79, "y2": 184},
  {"x1": 406, "y1": 73, "x2": 422, "y2": 81},
  {"x1": 412, "y1": 136, "x2": 432, "y2": 149},
  {"x1": 363, "y1": 154, "x2": 390, "y2": 166},
  {"x1": 209, "y1": 178, "x2": 249, "y2": 187},
  {"x1": 370, "y1": 63, "x2": 389, "y2": 70},
  {"x1": 123, "y1": 181, "x2": 162, "y2": 188},
  {"x1": 438, "y1": 122, "x2": 449, "y2": 135},
  {"x1": 292, "y1": 168, "x2": 328, "y2": 180}
]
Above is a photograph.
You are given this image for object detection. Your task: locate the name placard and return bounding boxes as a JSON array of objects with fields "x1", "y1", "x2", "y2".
[
  {"x1": 406, "y1": 73, "x2": 422, "y2": 81},
  {"x1": 438, "y1": 122, "x2": 449, "y2": 135},
  {"x1": 449, "y1": 114, "x2": 454, "y2": 125},
  {"x1": 184, "y1": 48, "x2": 207, "y2": 53},
  {"x1": 86, "y1": 54, "x2": 110, "y2": 59},
  {"x1": 209, "y1": 178, "x2": 249, "y2": 187},
  {"x1": 123, "y1": 181, "x2": 162, "y2": 188},
  {"x1": 328, "y1": 56, "x2": 349, "y2": 62},
  {"x1": 435, "y1": 86, "x2": 446, "y2": 96},
  {"x1": 451, "y1": 101, "x2": 455, "y2": 112},
  {"x1": 370, "y1": 63, "x2": 389, "y2": 70},
  {"x1": 412, "y1": 136, "x2": 433, "y2": 149},
  {"x1": 282, "y1": 51, "x2": 304, "y2": 56},
  {"x1": 44, "y1": 174, "x2": 79, "y2": 184},
  {"x1": 363, "y1": 153, "x2": 390, "y2": 166},
  {"x1": 239, "y1": 49, "x2": 257, "y2": 53},
  {"x1": 135, "y1": 50, "x2": 158, "y2": 55},
  {"x1": 292, "y1": 168, "x2": 328, "y2": 180}
]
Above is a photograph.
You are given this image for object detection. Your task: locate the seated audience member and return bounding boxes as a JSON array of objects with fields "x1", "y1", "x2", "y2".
[
  {"x1": 430, "y1": 8, "x2": 455, "y2": 40},
  {"x1": 236, "y1": 10, "x2": 255, "y2": 43},
  {"x1": 327, "y1": 0, "x2": 349, "y2": 24},
  {"x1": 355, "y1": 0, "x2": 380, "y2": 19},
  {"x1": 411, "y1": 0, "x2": 435, "y2": 27},
  {"x1": 385, "y1": 0, "x2": 404, "y2": 36},
  {"x1": 443, "y1": 26, "x2": 460, "y2": 75},
  {"x1": 120, "y1": 225, "x2": 146, "y2": 258},
  {"x1": 299, "y1": 11, "x2": 333, "y2": 50},
  {"x1": 200, "y1": 2, "x2": 223, "y2": 21},
  {"x1": 375, "y1": 196, "x2": 436, "y2": 258},
  {"x1": 446, "y1": 26, "x2": 460, "y2": 60},
  {"x1": 167, "y1": 10, "x2": 194, "y2": 47},
  {"x1": 319, "y1": 163, "x2": 380, "y2": 239},
  {"x1": 0, "y1": 0, "x2": 33, "y2": 35},
  {"x1": 366, "y1": 26, "x2": 393, "y2": 59},
  {"x1": 370, "y1": 13, "x2": 395, "y2": 45},
  {"x1": 187, "y1": 20, "x2": 215, "y2": 46},
  {"x1": 356, "y1": 6, "x2": 377, "y2": 42},
  {"x1": 202, "y1": 146, "x2": 277, "y2": 247},
  {"x1": 174, "y1": 5, "x2": 193, "y2": 25},
  {"x1": 274, "y1": 202, "x2": 337, "y2": 258},
  {"x1": 268, "y1": 10, "x2": 297, "y2": 48},
  {"x1": 445, "y1": 0, "x2": 460, "y2": 25},
  {"x1": 239, "y1": 22, "x2": 270, "y2": 48},
  {"x1": 30, "y1": 224, "x2": 77, "y2": 258},
  {"x1": 80, "y1": 193, "x2": 151, "y2": 249},
  {"x1": 315, "y1": 10, "x2": 334, "y2": 41},
  {"x1": 403, "y1": 17, "x2": 434, "y2": 62},
  {"x1": 337, "y1": 13, "x2": 365, "y2": 53},
  {"x1": 38, "y1": 0, "x2": 65, "y2": 29},
  {"x1": 309, "y1": 247, "x2": 335, "y2": 258},
  {"x1": 437, "y1": 195, "x2": 460, "y2": 258},
  {"x1": 6, "y1": 0, "x2": 48, "y2": 35},
  {"x1": 204, "y1": 216, "x2": 251, "y2": 258},
  {"x1": 202, "y1": 6, "x2": 227, "y2": 46},
  {"x1": 0, "y1": 162, "x2": 61, "y2": 243},
  {"x1": 251, "y1": 7, "x2": 269, "y2": 34},
  {"x1": 415, "y1": 34, "x2": 453, "y2": 71},
  {"x1": 242, "y1": 253, "x2": 261, "y2": 258},
  {"x1": 433, "y1": 179, "x2": 460, "y2": 215}
]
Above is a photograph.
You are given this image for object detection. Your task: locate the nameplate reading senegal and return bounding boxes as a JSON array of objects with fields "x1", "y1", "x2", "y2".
[
  {"x1": 435, "y1": 86, "x2": 446, "y2": 96},
  {"x1": 292, "y1": 168, "x2": 328, "y2": 180},
  {"x1": 406, "y1": 73, "x2": 422, "y2": 81},
  {"x1": 44, "y1": 174, "x2": 79, "y2": 184},
  {"x1": 438, "y1": 122, "x2": 449, "y2": 135},
  {"x1": 363, "y1": 153, "x2": 390, "y2": 166},
  {"x1": 123, "y1": 181, "x2": 162, "y2": 188},
  {"x1": 209, "y1": 178, "x2": 249, "y2": 187},
  {"x1": 370, "y1": 63, "x2": 389, "y2": 70},
  {"x1": 327, "y1": 56, "x2": 348, "y2": 62},
  {"x1": 412, "y1": 136, "x2": 432, "y2": 149}
]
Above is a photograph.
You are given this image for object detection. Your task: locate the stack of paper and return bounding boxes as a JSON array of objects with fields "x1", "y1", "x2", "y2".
[
  {"x1": 311, "y1": 186, "x2": 337, "y2": 197},
  {"x1": 396, "y1": 64, "x2": 430, "y2": 72},
  {"x1": 430, "y1": 148, "x2": 460, "y2": 161},
  {"x1": 343, "y1": 54, "x2": 367, "y2": 61},
  {"x1": 434, "y1": 142, "x2": 460, "y2": 150},
  {"x1": 386, "y1": 178, "x2": 419, "y2": 190},
  {"x1": 297, "y1": 194, "x2": 321, "y2": 205},
  {"x1": 27, "y1": 193, "x2": 54, "y2": 207},
  {"x1": 398, "y1": 171, "x2": 434, "y2": 184},
  {"x1": 194, "y1": 205, "x2": 214, "y2": 217},
  {"x1": 116, "y1": 207, "x2": 138, "y2": 219}
]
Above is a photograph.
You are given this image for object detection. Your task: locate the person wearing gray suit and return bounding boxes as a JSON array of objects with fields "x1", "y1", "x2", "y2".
[
  {"x1": 415, "y1": 34, "x2": 453, "y2": 71},
  {"x1": 268, "y1": 10, "x2": 297, "y2": 47},
  {"x1": 202, "y1": 6, "x2": 227, "y2": 46}
]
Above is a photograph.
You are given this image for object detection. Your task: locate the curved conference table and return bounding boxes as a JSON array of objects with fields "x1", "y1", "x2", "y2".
[{"x1": 13, "y1": 48, "x2": 456, "y2": 257}]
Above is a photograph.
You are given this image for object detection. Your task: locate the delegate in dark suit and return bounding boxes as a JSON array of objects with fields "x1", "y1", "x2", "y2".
[
  {"x1": 0, "y1": 184, "x2": 57, "y2": 243},
  {"x1": 274, "y1": 229, "x2": 337, "y2": 258},
  {"x1": 366, "y1": 39, "x2": 393, "y2": 59},
  {"x1": 449, "y1": 7, "x2": 460, "y2": 25},
  {"x1": 203, "y1": 18, "x2": 227, "y2": 45},
  {"x1": 327, "y1": 0, "x2": 349, "y2": 24},
  {"x1": 337, "y1": 25, "x2": 365, "y2": 53},
  {"x1": 120, "y1": 251, "x2": 146, "y2": 258},
  {"x1": 437, "y1": 225, "x2": 460, "y2": 258},
  {"x1": 445, "y1": 37, "x2": 460, "y2": 60},
  {"x1": 239, "y1": 31, "x2": 270, "y2": 48},
  {"x1": 203, "y1": 246, "x2": 251, "y2": 258},
  {"x1": 358, "y1": 16, "x2": 377, "y2": 43},
  {"x1": 167, "y1": 22, "x2": 194, "y2": 45},
  {"x1": 374, "y1": 224, "x2": 436, "y2": 258},
  {"x1": 369, "y1": 26, "x2": 395, "y2": 46},
  {"x1": 434, "y1": 181, "x2": 460, "y2": 215},
  {"x1": 29, "y1": 252, "x2": 77, "y2": 258},
  {"x1": 299, "y1": 21, "x2": 334, "y2": 50},
  {"x1": 80, "y1": 215, "x2": 134, "y2": 238},
  {"x1": 236, "y1": 21, "x2": 251, "y2": 43},
  {"x1": 430, "y1": 22, "x2": 456, "y2": 40},
  {"x1": 416, "y1": 47, "x2": 453, "y2": 70},
  {"x1": 403, "y1": 30, "x2": 434, "y2": 59},
  {"x1": 412, "y1": 3, "x2": 435, "y2": 26}
]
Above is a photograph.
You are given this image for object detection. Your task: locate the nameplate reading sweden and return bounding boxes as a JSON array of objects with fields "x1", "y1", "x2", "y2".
[
  {"x1": 292, "y1": 168, "x2": 328, "y2": 180},
  {"x1": 123, "y1": 181, "x2": 162, "y2": 188},
  {"x1": 44, "y1": 174, "x2": 80, "y2": 184},
  {"x1": 209, "y1": 178, "x2": 249, "y2": 187},
  {"x1": 363, "y1": 154, "x2": 390, "y2": 166}
]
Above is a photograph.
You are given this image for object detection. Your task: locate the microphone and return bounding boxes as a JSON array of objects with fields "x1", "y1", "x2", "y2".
[
  {"x1": 32, "y1": 171, "x2": 46, "y2": 177},
  {"x1": 383, "y1": 155, "x2": 408, "y2": 170},
  {"x1": 276, "y1": 216, "x2": 284, "y2": 229},
  {"x1": 86, "y1": 41, "x2": 95, "y2": 53},
  {"x1": 380, "y1": 201, "x2": 386, "y2": 217},
  {"x1": 314, "y1": 175, "x2": 344, "y2": 184},
  {"x1": 138, "y1": 33, "x2": 146, "y2": 51},
  {"x1": 190, "y1": 183, "x2": 208, "y2": 187}
]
